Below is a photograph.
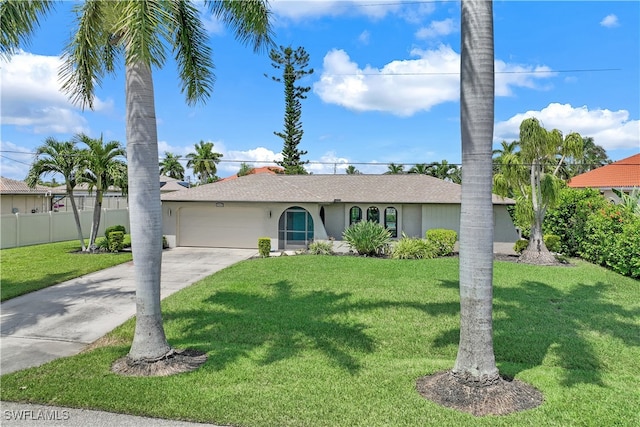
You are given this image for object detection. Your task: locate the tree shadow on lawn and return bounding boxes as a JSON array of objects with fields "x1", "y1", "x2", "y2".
[
  {"x1": 433, "y1": 280, "x2": 640, "y2": 387},
  {"x1": 163, "y1": 280, "x2": 459, "y2": 374}
]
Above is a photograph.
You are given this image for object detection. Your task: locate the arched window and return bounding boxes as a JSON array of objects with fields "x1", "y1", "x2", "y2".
[
  {"x1": 367, "y1": 206, "x2": 380, "y2": 223},
  {"x1": 349, "y1": 206, "x2": 362, "y2": 225},
  {"x1": 384, "y1": 207, "x2": 397, "y2": 237}
]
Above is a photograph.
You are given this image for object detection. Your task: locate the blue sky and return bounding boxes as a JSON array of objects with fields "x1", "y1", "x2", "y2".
[{"x1": 1, "y1": 0, "x2": 639, "y2": 182}]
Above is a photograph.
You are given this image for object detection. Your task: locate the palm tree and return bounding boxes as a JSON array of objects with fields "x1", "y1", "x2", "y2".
[
  {"x1": 53, "y1": 0, "x2": 273, "y2": 366},
  {"x1": 454, "y1": 0, "x2": 498, "y2": 384},
  {"x1": 0, "y1": 0, "x2": 54, "y2": 59},
  {"x1": 75, "y1": 133, "x2": 127, "y2": 251},
  {"x1": 25, "y1": 137, "x2": 87, "y2": 251},
  {"x1": 492, "y1": 140, "x2": 518, "y2": 174},
  {"x1": 345, "y1": 165, "x2": 361, "y2": 175},
  {"x1": 385, "y1": 163, "x2": 405, "y2": 174},
  {"x1": 517, "y1": 118, "x2": 582, "y2": 264},
  {"x1": 567, "y1": 136, "x2": 610, "y2": 177},
  {"x1": 186, "y1": 141, "x2": 223, "y2": 184},
  {"x1": 159, "y1": 152, "x2": 185, "y2": 180},
  {"x1": 426, "y1": 160, "x2": 461, "y2": 183},
  {"x1": 408, "y1": 163, "x2": 429, "y2": 174}
]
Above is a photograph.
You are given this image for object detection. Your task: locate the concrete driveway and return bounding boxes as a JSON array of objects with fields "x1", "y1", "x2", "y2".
[{"x1": 0, "y1": 247, "x2": 257, "y2": 375}]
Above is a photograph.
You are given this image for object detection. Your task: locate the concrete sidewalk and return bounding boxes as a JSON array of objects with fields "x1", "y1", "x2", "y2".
[{"x1": 1, "y1": 247, "x2": 256, "y2": 374}]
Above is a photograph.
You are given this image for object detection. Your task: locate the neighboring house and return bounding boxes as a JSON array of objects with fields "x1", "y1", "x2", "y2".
[
  {"x1": 0, "y1": 176, "x2": 61, "y2": 214},
  {"x1": 51, "y1": 183, "x2": 128, "y2": 211},
  {"x1": 160, "y1": 175, "x2": 191, "y2": 193},
  {"x1": 217, "y1": 166, "x2": 284, "y2": 183},
  {"x1": 161, "y1": 174, "x2": 518, "y2": 251},
  {"x1": 568, "y1": 153, "x2": 640, "y2": 203}
]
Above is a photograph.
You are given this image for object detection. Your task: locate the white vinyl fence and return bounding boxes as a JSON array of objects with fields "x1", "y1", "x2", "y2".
[{"x1": 1, "y1": 209, "x2": 130, "y2": 249}]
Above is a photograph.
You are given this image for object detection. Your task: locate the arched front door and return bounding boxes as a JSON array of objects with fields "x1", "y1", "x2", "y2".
[{"x1": 279, "y1": 206, "x2": 314, "y2": 250}]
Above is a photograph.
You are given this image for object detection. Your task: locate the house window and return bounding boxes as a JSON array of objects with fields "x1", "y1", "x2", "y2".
[
  {"x1": 279, "y1": 206, "x2": 314, "y2": 249},
  {"x1": 349, "y1": 206, "x2": 362, "y2": 225},
  {"x1": 367, "y1": 206, "x2": 380, "y2": 223},
  {"x1": 384, "y1": 207, "x2": 397, "y2": 238}
]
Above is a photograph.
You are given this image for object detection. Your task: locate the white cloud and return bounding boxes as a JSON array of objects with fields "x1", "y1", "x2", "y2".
[
  {"x1": 494, "y1": 103, "x2": 640, "y2": 150},
  {"x1": 314, "y1": 46, "x2": 555, "y2": 116},
  {"x1": 415, "y1": 18, "x2": 456, "y2": 39},
  {"x1": 307, "y1": 151, "x2": 350, "y2": 174},
  {"x1": 358, "y1": 30, "x2": 371, "y2": 45},
  {"x1": 600, "y1": 14, "x2": 619, "y2": 28},
  {"x1": 0, "y1": 51, "x2": 112, "y2": 135}
]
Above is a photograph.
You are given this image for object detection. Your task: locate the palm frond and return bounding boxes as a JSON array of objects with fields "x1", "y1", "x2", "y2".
[{"x1": 206, "y1": 0, "x2": 274, "y2": 52}]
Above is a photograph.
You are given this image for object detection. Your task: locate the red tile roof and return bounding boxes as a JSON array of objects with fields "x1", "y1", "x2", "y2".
[
  {"x1": 218, "y1": 166, "x2": 284, "y2": 182},
  {"x1": 568, "y1": 153, "x2": 640, "y2": 189}
]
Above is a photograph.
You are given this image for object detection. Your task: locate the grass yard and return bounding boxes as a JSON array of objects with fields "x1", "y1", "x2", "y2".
[
  {"x1": 0, "y1": 240, "x2": 132, "y2": 301},
  {"x1": 1, "y1": 255, "x2": 638, "y2": 426}
]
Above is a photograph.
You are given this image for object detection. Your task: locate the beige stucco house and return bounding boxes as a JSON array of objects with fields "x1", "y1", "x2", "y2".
[
  {"x1": 0, "y1": 177, "x2": 61, "y2": 214},
  {"x1": 161, "y1": 174, "x2": 518, "y2": 251}
]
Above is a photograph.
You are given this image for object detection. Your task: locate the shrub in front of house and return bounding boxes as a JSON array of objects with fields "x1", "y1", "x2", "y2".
[
  {"x1": 391, "y1": 234, "x2": 437, "y2": 259},
  {"x1": 342, "y1": 220, "x2": 391, "y2": 257},
  {"x1": 258, "y1": 237, "x2": 271, "y2": 258},
  {"x1": 543, "y1": 188, "x2": 607, "y2": 256},
  {"x1": 308, "y1": 241, "x2": 334, "y2": 255},
  {"x1": 543, "y1": 234, "x2": 561, "y2": 253},
  {"x1": 580, "y1": 204, "x2": 640, "y2": 279},
  {"x1": 425, "y1": 229, "x2": 457, "y2": 256},
  {"x1": 105, "y1": 224, "x2": 127, "y2": 238},
  {"x1": 514, "y1": 239, "x2": 528, "y2": 254},
  {"x1": 107, "y1": 231, "x2": 125, "y2": 253}
]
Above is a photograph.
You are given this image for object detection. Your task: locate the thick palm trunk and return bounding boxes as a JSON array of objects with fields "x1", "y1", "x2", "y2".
[
  {"x1": 453, "y1": 0, "x2": 499, "y2": 384},
  {"x1": 520, "y1": 162, "x2": 555, "y2": 264},
  {"x1": 125, "y1": 60, "x2": 171, "y2": 361},
  {"x1": 67, "y1": 187, "x2": 86, "y2": 251}
]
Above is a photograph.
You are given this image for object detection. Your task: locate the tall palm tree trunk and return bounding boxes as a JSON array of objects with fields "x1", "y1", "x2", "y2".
[
  {"x1": 453, "y1": 0, "x2": 499, "y2": 384},
  {"x1": 88, "y1": 189, "x2": 103, "y2": 251},
  {"x1": 125, "y1": 60, "x2": 171, "y2": 361},
  {"x1": 67, "y1": 187, "x2": 86, "y2": 251}
]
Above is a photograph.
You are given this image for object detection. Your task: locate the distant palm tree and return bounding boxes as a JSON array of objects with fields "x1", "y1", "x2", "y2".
[
  {"x1": 385, "y1": 163, "x2": 405, "y2": 174},
  {"x1": 345, "y1": 165, "x2": 361, "y2": 175},
  {"x1": 75, "y1": 133, "x2": 127, "y2": 251},
  {"x1": 159, "y1": 152, "x2": 185, "y2": 180},
  {"x1": 186, "y1": 141, "x2": 223, "y2": 184},
  {"x1": 568, "y1": 137, "x2": 611, "y2": 176},
  {"x1": 408, "y1": 163, "x2": 429, "y2": 174},
  {"x1": 26, "y1": 137, "x2": 87, "y2": 251},
  {"x1": 426, "y1": 160, "x2": 461, "y2": 183}
]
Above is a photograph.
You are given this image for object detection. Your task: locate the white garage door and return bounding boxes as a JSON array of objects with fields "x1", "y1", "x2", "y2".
[{"x1": 178, "y1": 205, "x2": 265, "y2": 248}]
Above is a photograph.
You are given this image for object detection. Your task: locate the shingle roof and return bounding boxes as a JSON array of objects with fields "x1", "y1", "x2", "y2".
[
  {"x1": 568, "y1": 153, "x2": 640, "y2": 189},
  {"x1": 0, "y1": 177, "x2": 54, "y2": 194},
  {"x1": 161, "y1": 174, "x2": 514, "y2": 205},
  {"x1": 160, "y1": 175, "x2": 190, "y2": 192}
]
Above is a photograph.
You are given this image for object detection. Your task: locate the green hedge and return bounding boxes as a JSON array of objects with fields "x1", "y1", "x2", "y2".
[
  {"x1": 258, "y1": 238, "x2": 271, "y2": 258},
  {"x1": 425, "y1": 229, "x2": 457, "y2": 256}
]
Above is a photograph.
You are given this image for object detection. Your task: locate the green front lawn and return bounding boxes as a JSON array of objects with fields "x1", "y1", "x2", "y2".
[
  {"x1": 0, "y1": 240, "x2": 132, "y2": 301},
  {"x1": 1, "y1": 256, "x2": 638, "y2": 426}
]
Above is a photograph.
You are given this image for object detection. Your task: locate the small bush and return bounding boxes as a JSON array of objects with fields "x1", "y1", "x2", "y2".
[
  {"x1": 107, "y1": 231, "x2": 124, "y2": 253},
  {"x1": 105, "y1": 224, "x2": 126, "y2": 239},
  {"x1": 308, "y1": 241, "x2": 334, "y2": 255},
  {"x1": 425, "y1": 229, "x2": 457, "y2": 256},
  {"x1": 544, "y1": 234, "x2": 561, "y2": 253},
  {"x1": 258, "y1": 237, "x2": 271, "y2": 258},
  {"x1": 391, "y1": 235, "x2": 437, "y2": 259},
  {"x1": 162, "y1": 236, "x2": 169, "y2": 249},
  {"x1": 342, "y1": 221, "x2": 391, "y2": 257},
  {"x1": 96, "y1": 237, "x2": 109, "y2": 251},
  {"x1": 514, "y1": 239, "x2": 528, "y2": 254}
]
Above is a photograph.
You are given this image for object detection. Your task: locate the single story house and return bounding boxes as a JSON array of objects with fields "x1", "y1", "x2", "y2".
[
  {"x1": 161, "y1": 174, "x2": 518, "y2": 251},
  {"x1": 0, "y1": 176, "x2": 62, "y2": 214},
  {"x1": 568, "y1": 153, "x2": 640, "y2": 203}
]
